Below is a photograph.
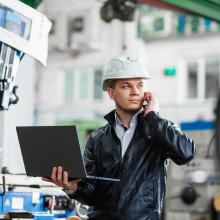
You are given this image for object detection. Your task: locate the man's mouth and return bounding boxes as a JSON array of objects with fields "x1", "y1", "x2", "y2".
[{"x1": 129, "y1": 100, "x2": 140, "y2": 103}]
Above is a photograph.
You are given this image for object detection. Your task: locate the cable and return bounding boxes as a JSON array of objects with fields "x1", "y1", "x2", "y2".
[
  {"x1": 205, "y1": 132, "x2": 216, "y2": 158},
  {"x1": 216, "y1": 91, "x2": 220, "y2": 167}
]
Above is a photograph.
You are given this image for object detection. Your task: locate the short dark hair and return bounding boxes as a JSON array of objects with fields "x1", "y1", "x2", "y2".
[{"x1": 105, "y1": 79, "x2": 117, "y2": 89}]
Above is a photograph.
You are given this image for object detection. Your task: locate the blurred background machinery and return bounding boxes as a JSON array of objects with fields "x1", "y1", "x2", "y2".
[
  {"x1": 0, "y1": 0, "x2": 50, "y2": 110},
  {"x1": 0, "y1": 6, "x2": 25, "y2": 110},
  {"x1": 0, "y1": 172, "x2": 81, "y2": 220},
  {"x1": 100, "y1": 0, "x2": 137, "y2": 22},
  {"x1": 165, "y1": 119, "x2": 220, "y2": 220}
]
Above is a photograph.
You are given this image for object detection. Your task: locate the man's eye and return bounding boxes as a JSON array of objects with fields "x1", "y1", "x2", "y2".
[
  {"x1": 138, "y1": 84, "x2": 143, "y2": 89},
  {"x1": 122, "y1": 85, "x2": 129, "y2": 89}
]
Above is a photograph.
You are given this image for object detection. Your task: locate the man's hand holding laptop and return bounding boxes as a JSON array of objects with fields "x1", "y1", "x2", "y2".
[{"x1": 42, "y1": 166, "x2": 81, "y2": 192}]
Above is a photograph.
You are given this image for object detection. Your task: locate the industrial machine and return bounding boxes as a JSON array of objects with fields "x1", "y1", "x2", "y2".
[
  {"x1": 0, "y1": 0, "x2": 51, "y2": 110},
  {"x1": 0, "y1": 173, "x2": 81, "y2": 220},
  {"x1": 165, "y1": 120, "x2": 220, "y2": 220},
  {"x1": 0, "y1": 2, "x2": 83, "y2": 219}
]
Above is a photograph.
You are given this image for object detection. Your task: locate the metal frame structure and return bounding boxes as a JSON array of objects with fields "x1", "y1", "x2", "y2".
[{"x1": 140, "y1": 0, "x2": 220, "y2": 21}]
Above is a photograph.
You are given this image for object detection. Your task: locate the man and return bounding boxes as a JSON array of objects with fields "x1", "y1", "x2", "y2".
[{"x1": 43, "y1": 56, "x2": 196, "y2": 220}]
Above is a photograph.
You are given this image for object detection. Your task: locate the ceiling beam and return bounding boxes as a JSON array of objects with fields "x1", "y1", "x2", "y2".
[
  {"x1": 160, "y1": 0, "x2": 220, "y2": 21},
  {"x1": 19, "y1": 0, "x2": 42, "y2": 8}
]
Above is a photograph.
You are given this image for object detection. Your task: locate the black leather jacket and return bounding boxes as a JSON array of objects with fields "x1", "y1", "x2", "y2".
[{"x1": 68, "y1": 111, "x2": 196, "y2": 220}]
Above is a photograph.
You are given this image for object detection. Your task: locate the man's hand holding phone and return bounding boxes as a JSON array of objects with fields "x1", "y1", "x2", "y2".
[
  {"x1": 42, "y1": 166, "x2": 81, "y2": 192},
  {"x1": 143, "y1": 92, "x2": 159, "y2": 116}
]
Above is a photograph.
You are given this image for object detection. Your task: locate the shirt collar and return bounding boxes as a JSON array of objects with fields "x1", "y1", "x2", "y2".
[{"x1": 115, "y1": 109, "x2": 143, "y2": 129}]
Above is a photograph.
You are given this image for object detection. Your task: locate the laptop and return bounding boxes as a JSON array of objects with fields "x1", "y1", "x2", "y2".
[{"x1": 16, "y1": 126, "x2": 120, "y2": 182}]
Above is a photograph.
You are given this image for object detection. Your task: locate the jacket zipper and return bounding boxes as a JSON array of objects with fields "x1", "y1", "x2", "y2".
[
  {"x1": 112, "y1": 139, "x2": 123, "y2": 220},
  {"x1": 111, "y1": 124, "x2": 141, "y2": 219},
  {"x1": 111, "y1": 123, "x2": 140, "y2": 219},
  {"x1": 112, "y1": 159, "x2": 123, "y2": 219}
]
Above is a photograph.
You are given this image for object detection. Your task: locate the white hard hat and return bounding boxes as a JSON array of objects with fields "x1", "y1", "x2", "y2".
[{"x1": 102, "y1": 55, "x2": 150, "y2": 91}]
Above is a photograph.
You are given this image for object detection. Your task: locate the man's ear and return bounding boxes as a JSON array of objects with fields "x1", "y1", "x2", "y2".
[{"x1": 107, "y1": 87, "x2": 114, "y2": 100}]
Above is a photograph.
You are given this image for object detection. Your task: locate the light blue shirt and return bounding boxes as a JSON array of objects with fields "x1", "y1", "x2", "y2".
[{"x1": 114, "y1": 111, "x2": 139, "y2": 158}]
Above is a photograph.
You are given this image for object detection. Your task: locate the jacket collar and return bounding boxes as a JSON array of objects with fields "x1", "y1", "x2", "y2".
[
  {"x1": 104, "y1": 109, "x2": 144, "y2": 126},
  {"x1": 104, "y1": 110, "x2": 116, "y2": 126}
]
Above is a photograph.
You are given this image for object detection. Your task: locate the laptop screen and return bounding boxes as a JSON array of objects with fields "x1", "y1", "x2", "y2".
[{"x1": 16, "y1": 126, "x2": 87, "y2": 179}]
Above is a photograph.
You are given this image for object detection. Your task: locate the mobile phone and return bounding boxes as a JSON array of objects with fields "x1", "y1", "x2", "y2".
[{"x1": 142, "y1": 100, "x2": 148, "y2": 108}]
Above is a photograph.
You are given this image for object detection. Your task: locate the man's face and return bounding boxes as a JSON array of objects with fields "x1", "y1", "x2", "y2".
[{"x1": 107, "y1": 78, "x2": 145, "y2": 114}]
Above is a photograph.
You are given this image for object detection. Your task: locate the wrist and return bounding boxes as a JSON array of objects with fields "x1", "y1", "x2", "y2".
[
  {"x1": 63, "y1": 184, "x2": 78, "y2": 194},
  {"x1": 72, "y1": 183, "x2": 78, "y2": 192}
]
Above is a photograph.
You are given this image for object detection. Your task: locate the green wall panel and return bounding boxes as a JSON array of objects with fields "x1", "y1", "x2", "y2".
[{"x1": 160, "y1": 0, "x2": 220, "y2": 21}]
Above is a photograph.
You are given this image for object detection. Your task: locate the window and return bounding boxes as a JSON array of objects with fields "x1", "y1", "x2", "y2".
[
  {"x1": 205, "y1": 58, "x2": 219, "y2": 99},
  {"x1": 153, "y1": 16, "x2": 164, "y2": 32},
  {"x1": 64, "y1": 71, "x2": 74, "y2": 103},
  {"x1": 67, "y1": 14, "x2": 87, "y2": 48},
  {"x1": 186, "y1": 57, "x2": 220, "y2": 100},
  {"x1": 137, "y1": 5, "x2": 220, "y2": 41},
  {"x1": 187, "y1": 62, "x2": 198, "y2": 99},
  {"x1": 63, "y1": 68, "x2": 103, "y2": 103},
  {"x1": 72, "y1": 17, "x2": 84, "y2": 32},
  {"x1": 94, "y1": 69, "x2": 103, "y2": 100},
  {"x1": 0, "y1": 4, "x2": 32, "y2": 40},
  {"x1": 79, "y1": 71, "x2": 88, "y2": 100}
]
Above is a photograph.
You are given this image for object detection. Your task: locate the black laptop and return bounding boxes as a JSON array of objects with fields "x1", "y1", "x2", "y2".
[{"x1": 16, "y1": 126, "x2": 119, "y2": 181}]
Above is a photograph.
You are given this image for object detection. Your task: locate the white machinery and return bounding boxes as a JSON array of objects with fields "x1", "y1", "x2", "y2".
[{"x1": 0, "y1": 0, "x2": 51, "y2": 110}]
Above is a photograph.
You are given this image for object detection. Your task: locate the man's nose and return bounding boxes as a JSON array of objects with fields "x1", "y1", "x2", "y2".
[{"x1": 130, "y1": 86, "x2": 140, "y2": 95}]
